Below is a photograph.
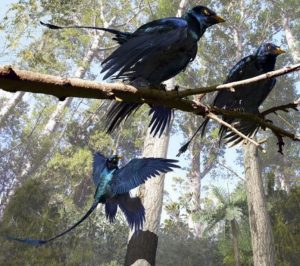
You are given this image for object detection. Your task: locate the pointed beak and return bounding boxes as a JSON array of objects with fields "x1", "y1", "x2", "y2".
[
  {"x1": 274, "y1": 47, "x2": 286, "y2": 55},
  {"x1": 117, "y1": 156, "x2": 123, "y2": 160},
  {"x1": 212, "y1": 15, "x2": 226, "y2": 24}
]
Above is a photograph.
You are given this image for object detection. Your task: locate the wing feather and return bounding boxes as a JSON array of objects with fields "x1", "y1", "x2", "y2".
[
  {"x1": 101, "y1": 18, "x2": 188, "y2": 81},
  {"x1": 110, "y1": 158, "x2": 180, "y2": 194}
]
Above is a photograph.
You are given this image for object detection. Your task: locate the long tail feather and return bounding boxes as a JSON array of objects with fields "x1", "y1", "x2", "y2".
[
  {"x1": 7, "y1": 201, "x2": 98, "y2": 246},
  {"x1": 177, "y1": 118, "x2": 209, "y2": 156},
  {"x1": 105, "y1": 102, "x2": 141, "y2": 133},
  {"x1": 149, "y1": 106, "x2": 173, "y2": 137},
  {"x1": 40, "y1": 21, "x2": 123, "y2": 35},
  {"x1": 105, "y1": 199, "x2": 118, "y2": 223}
]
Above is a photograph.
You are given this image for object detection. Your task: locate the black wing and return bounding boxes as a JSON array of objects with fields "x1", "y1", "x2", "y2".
[
  {"x1": 117, "y1": 193, "x2": 145, "y2": 231},
  {"x1": 213, "y1": 55, "x2": 256, "y2": 109},
  {"x1": 101, "y1": 18, "x2": 189, "y2": 81},
  {"x1": 222, "y1": 78, "x2": 276, "y2": 145}
]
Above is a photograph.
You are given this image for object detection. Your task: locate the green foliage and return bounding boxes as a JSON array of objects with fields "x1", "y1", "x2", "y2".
[{"x1": 269, "y1": 187, "x2": 300, "y2": 265}]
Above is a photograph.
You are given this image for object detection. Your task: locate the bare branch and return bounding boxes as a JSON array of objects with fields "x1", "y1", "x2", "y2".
[
  {"x1": 176, "y1": 63, "x2": 300, "y2": 98},
  {"x1": 0, "y1": 65, "x2": 203, "y2": 114},
  {"x1": 262, "y1": 102, "x2": 298, "y2": 116}
]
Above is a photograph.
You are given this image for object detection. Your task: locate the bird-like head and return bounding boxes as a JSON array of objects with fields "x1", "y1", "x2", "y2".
[
  {"x1": 107, "y1": 155, "x2": 122, "y2": 168},
  {"x1": 188, "y1": 6, "x2": 225, "y2": 27},
  {"x1": 256, "y1": 43, "x2": 286, "y2": 58}
]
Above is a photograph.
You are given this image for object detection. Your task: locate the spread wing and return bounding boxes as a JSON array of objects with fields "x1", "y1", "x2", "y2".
[
  {"x1": 101, "y1": 18, "x2": 189, "y2": 80},
  {"x1": 117, "y1": 193, "x2": 145, "y2": 231},
  {"x1": 110, "y1": 158, "x2": 180, "y2": 194},
  {"x1": 92, "y1": 152, "x2": 107, "y2": 186}
]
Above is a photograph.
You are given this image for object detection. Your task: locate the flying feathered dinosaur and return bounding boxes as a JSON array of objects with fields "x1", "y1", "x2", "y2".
[
  {"x1": 8, "y1": 152, "x2": 180, "y2": 245},
  {"x1": 177, "y1": 43, "x2": 286, "y2": 156},
  {"x1": 40, "y1": 5, "x2": 225, "y2": 137}
]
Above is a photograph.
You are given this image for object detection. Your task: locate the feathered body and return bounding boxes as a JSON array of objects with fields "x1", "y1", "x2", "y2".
[{"x1": 209, "y1": 43, "x2": 284, "y2": 144}]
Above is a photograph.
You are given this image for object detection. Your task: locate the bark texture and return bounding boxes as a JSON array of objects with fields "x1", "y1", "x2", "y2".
[
  {"x1": 244, "y1": 143, "x2": 275, "y2": 266},
  {"x1": 1, "y1": 64, "x2": 300, "y2": 102}
]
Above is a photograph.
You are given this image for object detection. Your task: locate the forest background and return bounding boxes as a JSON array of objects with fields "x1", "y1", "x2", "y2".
[{"x1": 0, "y1": 0, "x2": 299, "y2": 265}]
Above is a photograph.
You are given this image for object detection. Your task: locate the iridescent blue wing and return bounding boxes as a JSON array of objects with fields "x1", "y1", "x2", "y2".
[
  {"x1": 117, "y1": 193, "x2": 145, "y2": 231},
  {"x1": 111, "y1": 158, "x2": 180, "y2": 194},
  {"x1": 92, "y1": 152, "x2": 107, "y2": 186}
]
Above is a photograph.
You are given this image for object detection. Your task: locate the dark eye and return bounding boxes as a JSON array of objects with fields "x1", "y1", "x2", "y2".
[
  {"x1": 267, "y1": 45, "x2": 272, "y2": 50},
  {"x1": 202, "y1": 9, "x2": 210, "y2": 16}
]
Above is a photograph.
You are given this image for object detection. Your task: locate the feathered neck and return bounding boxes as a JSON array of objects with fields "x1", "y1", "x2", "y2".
[
  {"x1": 255, "y1": 54, "x2": 276, "y2": 72},
  {"x1": 184, "y1": 13, "x2": 207, "y2": 40}
]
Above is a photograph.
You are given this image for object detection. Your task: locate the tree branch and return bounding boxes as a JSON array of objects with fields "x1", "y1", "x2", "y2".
[
  {"x1": 176, "y1": 63, "x2": 300, "y2": 98},
  {"x1": 0, "y1": 65, "x2": 203, "y2": 113},
  {"x1": 0, "y1": 65, "x2": 299, "y2": 149},
  {"x1": 211, "y1": 107, "x2": 300, "y2": 143},
  {"x1": 207, "y1": 112, "x2": 264, "y2": 151}
]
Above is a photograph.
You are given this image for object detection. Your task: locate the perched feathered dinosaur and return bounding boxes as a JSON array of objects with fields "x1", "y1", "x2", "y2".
[
  {"x1": 41, "y1": 5, "x2": 225, "y2": 137},
  {"x1": 8, "y1": 152, "x2": 180, "y2": 245},
  {"x1": 177, "y1": 43, "x2": 285, "y2": 155}
]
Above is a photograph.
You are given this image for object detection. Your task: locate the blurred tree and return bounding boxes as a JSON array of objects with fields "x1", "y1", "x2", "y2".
[{"x1": 202, "y1": 185, "x2": 248, "y2": 266}]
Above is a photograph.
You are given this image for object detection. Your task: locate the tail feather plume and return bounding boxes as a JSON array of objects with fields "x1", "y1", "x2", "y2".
[
  {"x1": 40, "y1": 21, "x2": 130, "y2": 44},
  {"x1": 105, "y1": 102, "x2": 141, "y2": 134},
  {"x1": 149, "y1": 106, "x2": 173, "y2": 137},
  {"x1": 177, "y1": 118, "x2": 209, "y2": 156}
]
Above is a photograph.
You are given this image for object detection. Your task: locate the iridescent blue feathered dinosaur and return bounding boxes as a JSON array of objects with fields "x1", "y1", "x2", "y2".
[
  {"x1": 40, "y1": 6, "x2": 225, "y2": 137},
  {"x1": 177, "y1": 43, "x2": 286, "y2": 155},
  {"x1": 8, "y1": 152, "x2": 180, "y2": 245}
]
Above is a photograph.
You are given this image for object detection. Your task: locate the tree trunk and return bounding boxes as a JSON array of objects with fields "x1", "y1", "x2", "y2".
[
  {"x1": 282, "y1": 15, "x2": 300, "y2": 63},
  {"x1": 187, "y1": 120, "x2": 202, "y2": 238},
  {"x1": 231, "y1": 219, "x2": 241, "y2": 266},
  {"x1": 244, "y1": 143, "x2": 275, "y2": 266},
  {"x1": 125, "y1": 2, "x2": 188, "y2": 264},
  {"x1": 0, "y1": 91, "x2": 25, "y2": 127},
  {"x1": 125, "y1": 78, "x2": 174, "y2": 266},
  {"x1": 20, "y1": 26, "x2": 110, "y2": 180},
  {"x1": 0, "y1": 22, "x2": 114, "y2": 217}
]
